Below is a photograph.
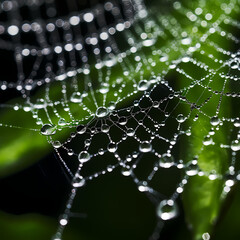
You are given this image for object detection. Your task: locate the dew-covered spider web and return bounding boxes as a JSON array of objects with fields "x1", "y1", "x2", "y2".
[{"x1": 0, "y1": 0, "x2": 240, "y2": 239}]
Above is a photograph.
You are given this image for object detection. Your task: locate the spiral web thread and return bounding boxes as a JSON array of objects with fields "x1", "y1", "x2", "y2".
[{"x1": 0, "y1": 0, "x2": 240, "y2": 239}]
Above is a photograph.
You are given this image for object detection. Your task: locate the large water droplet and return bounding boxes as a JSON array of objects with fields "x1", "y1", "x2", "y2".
[
  {"x1": 142, "y1": 38, "x2": 156, "y2": 47},
  {"x1": 234, "y1": 119, "x2": 240, "y2": 127},
  {"x1": 126, "y1": 128, "x2": 135, "y2": 136},
  {"x1": 41, "y1": 124, "x2": 57, "y2": 136},
  {"x1": 72, "y1": 175, "x2": 86, "y2": 188},
  {"x1": 186, "y1": 161, "x2": 199, "y2": 176},
  {"x1": 231, "y1": 140, "x2": 240, "y2": 151},
  {"x1": 53, "y1": 141, "x2": 61, "y2": 148},
  {"x1": 96, "y1": 107, "x2": 109, "y2": 118},
  {"x1": 138, "y1": 181, "x2": 149, "y2": 192},
  {"x1": 138, "y1": 80, "x2": 149, "y2": 91},
  {"x1": 70, "y1": 92, "x2": 81, "y2": 103},
  {"x1": 78, "y1": 151, "x2": 91, "y2": 163},
  {"x1": 177, "y1": 114, "x2": 186, "y2": 123},
  {"x1": 77, "y1": 124, "x2": 86, "y2": 134},
  {"x1": 101, "y1": 124, "x2": 110, "y2": 133},
  {"x1": 58, "y1": 118, "x2": 67, "y2": 126},
  {"x1": 203, "y1": 136, "x2": 213, "y2": 146},
  {"x1": 202, "y1": 232, "x2": 210, "y2": 240},
  {"x1": 139, "y1": 141, "x2": 152, "y2": 152},
  {"x1": 99, "y1": 82, "x2": 109, "y2": 94},
  {"x1": 107, "y1": 142, "x2": 118, "y2": 152},
  {"x1": 34, "y1": 99, "x2": 46, "y2": 109},
  {"x1": 121, "y1": 166, "x2": 132, "y2": 176},
  {"x1": 108, "y1": 101, "x2": 116, "y2": 111},
  {"x1": 157, "y1": 199, "x2": 178, "y2": 220},
  {"x1": 210, "y1": 116, "x2": 220, "y2": 126},
  {"x1": 159, "y1": 155, "x2": 174, "y2": 168}
]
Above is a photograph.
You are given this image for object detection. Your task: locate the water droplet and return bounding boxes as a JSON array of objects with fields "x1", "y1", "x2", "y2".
[
  {"x1": 203, "y1": 136, "x2": 213, "y2": 146},
  {"x1": 77, "y1": 124, "x2": 86, "y2": 134},
  {"x1": 53, "y1": 141, "x2": 61, "y2": 148},
  {"x1": 234, "y1": 119, "x2": 240, "y2": 127},
  {"x1": 99, "y1": 82, "x2": 109, "y2": 94},
  {"x1": 96, "y1": 107, "x2": 109, "y2": 118},
  {"x1": 98, "y1": 148, "x2": 104, "y2": 155},
  {"x1": 159, "y1": 155, "x2": 174, "y2": 168},
  {"x1": 23, "y1": 104, "x2": 31, "y2": 112},
  {"x1": 59, "y1": 218, "x2": 68, "y2": 226},
  {"x1": 119, "y1": 117, "x2": 127, "y2": 125},
  {"x1": 138, "y1": 181, "x2": 149, "y2": 192},
  {"x1": 107, "y1": 142, "x2": 118, "y2": 152},
  {"x1": 121, "y1": 166, "x2": 132, "y2": 176},
  {"x1": 181, "y1": 37, "x2": 191, "y2": 45},
  {"x1": 210, "y1": 116, "x2": 220, "y2": 126},
  {"x1": 41, "y1": 124, "x2": 57, "y2": 136},
  {"x1": 231, "y1": 140, "x2": 240, "y2": 151},
  {"x1": 101, "y1": 124, "x2": 110, "y2": 133},
  {"x1": 177, "y1": 114, "x2": 186, "y2": 123},
  {"x1": 72, "y1": 175, "x2": 86, "y2": 188},
  {"x1": 202, "y1": 232, "x2": 210, "y2": 240},
  {"x1": 186, "y1": 161, "x2": 199, "y2": 176},
  {"x1": 138, "y1": 80, "x2": 149, "y2": 91},
  {"x1": 126, "y1": 128, "x2": 135, "y2": 136},
  {"x1": 108, "y1": 101, "x2": 116, "y2": 111},
  {"x1": 58, "y1": 118, "x2": 67, "y2": 126},
  {"x1": 139, "y1": 141, "x2": 152, "y2": 152},
  {"x1": 182, "y1": 56, "x2": 190, "y2": 63},
  {"x1": 157, "y1": 199, "x2": 178, "y2": 220},
  {"x1": 142, "y1": 38, "x2": 156, "y2": 47},
  {"x1": 78, "y1": 151, "x2": 90, "y2": 163},
  {"x1": 34, "y1": 99, "x2": 46, "y2": 109},
  {"x1": 70, "y1": 92, "x2": 81, "y2": 103}
]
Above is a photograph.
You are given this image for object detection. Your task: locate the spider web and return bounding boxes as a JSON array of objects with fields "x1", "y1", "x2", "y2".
[{"x1": 0, "y1": 0, "x2": 240, "y2": 239}]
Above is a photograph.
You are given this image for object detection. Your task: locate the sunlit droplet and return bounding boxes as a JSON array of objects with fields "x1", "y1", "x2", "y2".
[
  {"x1": 78, "y1": 151, "x2": 90, "y2": 163},
  {"x1": 157, "y1": 199, "x2": 178, "y2": 220},
  {"x1": 96, "y1": 107, "x2": 109, "y2": 118},
  {"x1": 41, "y1": 124, "x2": 57, "y2": 136}
]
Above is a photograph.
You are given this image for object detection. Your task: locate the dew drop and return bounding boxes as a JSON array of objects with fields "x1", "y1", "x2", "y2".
[
  {"x1": 41, "y1": 124, "x2": 57, "y2": 136},
  {"x1": 78, "y1": 151, "x2": 91, "y2": 163},
  {"x1": 234, "y1": 119, "x2": 240, "y2": 127},
  {"x1": 157, "y1": 199, "x2": 178, "y2": 220},
  {"x1": 72, "y1": 175, "x2": 86, "y2": 188},
  {"x1": 181, "y1": 37, "x2": 191, "y2": 45},
  {"x1": 210, "y1": 116, "x2": 220, "y2": 126},
  {"x1": 138, "y1": 181, "x2": 149, "y2": 192},
  {"x1": 142, "y1": 38, "x2": 156, "y2": 47},
  {"x1": 159, "y1": 155, "x2": 174, "y2": 168},
  {"x1": 107, "y1": 142, "x2": 118, "y2": 152},
  {"x1": 70, "y1": 92, "x2": 81, "y2": 103},
  {"x1": 203, "y1": 136, "x2": 213, "y2": 146},
  {"x1": 126, "y1": 128, "x2": 135, "y2": 136},
  {"x1": 76, "y1": 124, "x2": 86, "y2": 134},
  {"x1": 108, "y1": 101, "x2": 116, "y2": 111},
  {"x1": 96, "y1": 107, "x2": 109, "y2": 118},
  {"x1": 139, "y1": 141, "x2": 152, "y2": 152},
  {"x1": 231, "y1": 140, "x2": 240, "y2": 151},
  {"x1": 138, "y1": 80, "x2": 149, "y2": 91},
  {"x1": 58, "y1": 118, "x2": 67, "y2": 126},
  {"x1": 119, "y1": 117, "x2": 127, "y2": 125},
  {"x1": 121, "y1": 166, "x2": 132, "y2": 176},
  {"x1": 34, "y1": 99, "x2": 46, "y2": 109},
  {"x1": 99, "y1": 82, "x2": 109, "y2": 94},
  {"x1": 53, "y1": 141, "x2": 61, "y2": 148},
  {"x1": 202, "y1": 232, "x2": 210, "y2": 240},
  {"x1": 177, "y1": 114, "x2": 186, "y2": 123},
  {"x1": 186, "y1": 161, "x2": 199, "y2": 176},
  {"x1": 101, "y1": 124, "x2": 110, "y2": 133}
]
